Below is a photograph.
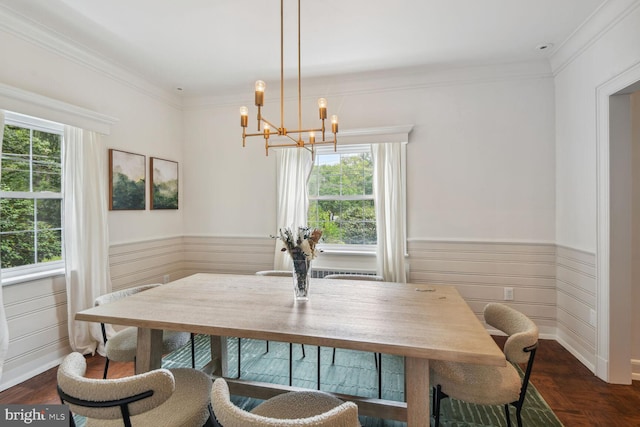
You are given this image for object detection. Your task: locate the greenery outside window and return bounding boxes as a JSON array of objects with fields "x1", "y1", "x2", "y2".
[
  {"x1": 1, "y1": 112, "x2": 64, "y2": 277},
  {"x1": 307, "y1": 144, "x2": 375, "y2": 250}
]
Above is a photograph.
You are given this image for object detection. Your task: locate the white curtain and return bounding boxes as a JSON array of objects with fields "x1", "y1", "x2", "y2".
[
  {"x1": 372, "y1": 142, "x2": 407, "y2": 283},
  {"x1": 273, "y1": 148, "x2": 313, "y2": 270},
  {"x1": 64, "y1": 126, "x2": 111, "y2": 355},
  {"x1": 0, "y1": 110, "x2": 9, "y2": 380}
]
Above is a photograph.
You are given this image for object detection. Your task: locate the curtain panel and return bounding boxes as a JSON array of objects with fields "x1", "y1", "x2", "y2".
[
  {"x1": 372, "y1": 142, "x2": 407, "y2": 283},
  {"x1": 0, "y1": 110, "x2": 8, "y2": 380},
  {"x1": 64, "y1": 126, "x2": 111, "y2": 355},
  {"x1": 273, "y1": 148, "x2": 313, "y2": 270}
]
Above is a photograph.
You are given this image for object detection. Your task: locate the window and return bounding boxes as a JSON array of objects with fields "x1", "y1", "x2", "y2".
[
  {"x1": 307, "y1": 145, "x2": 376, "y2": 246},
  {"x1": 1, "y1": 112, "x2": 63, "y2": 272}
]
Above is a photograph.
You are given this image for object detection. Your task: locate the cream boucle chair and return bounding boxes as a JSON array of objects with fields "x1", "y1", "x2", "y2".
[
  {"x1": 322, "y1": 274, "x2": 383, "y2": 397},
  {"x1": 57, "y1": 352, "x2": 214, "y2": 427},
  {"x1": 210, "y1": 378, "x2": 360, "y2": 427},
  {"x1": 430, "y1": 303, "x2": 539, "y2": 427},
  {"x1": 253, "y1": 271, "x2": 306, "y2": 386},
  {"x1": 95, "y1": 284, "x2": 195, "y2": 379}
]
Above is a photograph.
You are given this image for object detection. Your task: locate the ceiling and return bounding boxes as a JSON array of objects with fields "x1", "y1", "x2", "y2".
[{"x1": 0, "y1": 0, "x2": 606, "y2": 97}]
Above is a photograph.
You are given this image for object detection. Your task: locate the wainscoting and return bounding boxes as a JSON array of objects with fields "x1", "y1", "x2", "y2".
[
  {"x1": 407, "y1": 240, "x2": 557, "y2": 337},
  {"x1": 1, "y1": 274, "x2": 70, "y2": 391},
  {"x1": 1, "y1": 236, "x2": 606, "y2": 391},
  {"x1": 555, "y1": 245, "x2": 597, "y2": 372}
]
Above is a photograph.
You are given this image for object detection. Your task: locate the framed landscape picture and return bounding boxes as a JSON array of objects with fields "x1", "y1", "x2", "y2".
[
  {"x1": 109, "y1": 149, "x2": 146, "y2": 210},
  {"x1": 150, "y1": 157, "x2": 179, "y2": 209}
]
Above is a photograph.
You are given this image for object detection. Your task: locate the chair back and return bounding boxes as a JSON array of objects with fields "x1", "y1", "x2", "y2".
[
  {"x1": 95, "y1": 284, "x2": 160, "y2": 306},
  {"x1": 323, "y1": 274, "x2": 383, "y2": 281},
  {"x1": 255, "y1": 270, "x2": 292, "y2": 277},
  {"x1": 211, "y1": 378, "x2": 360, "y2": 427},
  {"x1": 483, "y1": 303, "x2": 539, "y2": 364},
  {"x1": 57, "y1": 352, "x2": 175, "y2": 421}
]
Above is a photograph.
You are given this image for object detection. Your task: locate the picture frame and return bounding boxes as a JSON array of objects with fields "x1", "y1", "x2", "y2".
[
  {"x1": 109, "y1": 149, "x2": 146, "y2": 210},
  {"x1": 150, "y1": 157, "x2": 179, "y2": 210}
]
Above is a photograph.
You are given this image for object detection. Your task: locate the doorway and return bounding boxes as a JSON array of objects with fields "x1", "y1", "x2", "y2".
[{"x1": 598, "y1": 74, "x2": 640, "y2": 384}]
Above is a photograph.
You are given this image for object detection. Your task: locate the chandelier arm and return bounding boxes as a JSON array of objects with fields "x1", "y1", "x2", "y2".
[
  {"x1": 297, "y1": 0, "x2": 302, "y2": 142},
  {"x1": 260, "y1": 117, "x2": 281, "y2": 133},
  {"x1": 280, "y1": 0, "x2": 285, "y2": 132}
]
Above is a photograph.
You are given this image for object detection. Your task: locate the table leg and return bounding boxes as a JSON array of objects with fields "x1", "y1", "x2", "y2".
[
  {"x1": 136, "y1": 328, "x2": 163, "y2": 374},
  {"x1": 405, "y1": 357, "x2": 430, "y2": 427},
  {"x1": 209, "y1": 335, "x2": 229, "y2": 377}
]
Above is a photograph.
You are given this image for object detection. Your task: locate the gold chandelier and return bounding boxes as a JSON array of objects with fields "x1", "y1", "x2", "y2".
[{"x1": 240, "y1": 0, "x2": 338, "y2": 157}]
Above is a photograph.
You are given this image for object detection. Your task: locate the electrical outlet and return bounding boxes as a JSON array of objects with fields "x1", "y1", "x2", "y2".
[
  {"x1": 163, "y1": 274, "x2": 170, "y2": 284},
  {"x1": 503, "y1": 287, "x2": 514, "y2": 301}
]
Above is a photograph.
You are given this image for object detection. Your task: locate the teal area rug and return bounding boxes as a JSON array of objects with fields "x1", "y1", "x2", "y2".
[{"x1": 162, "y1": 335, "x2": 563, "y2": 427}]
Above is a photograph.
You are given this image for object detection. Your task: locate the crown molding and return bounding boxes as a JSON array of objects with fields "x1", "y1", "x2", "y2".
[
  {"x1": 0, "y1": 3, "x2": 182, "y2": 109},
  {"x1": 550, "y1": 0, "x2": 640, "y2": 75},
  {"x1": 182, "y1": 60, "x2": 553, "y2": 110}
]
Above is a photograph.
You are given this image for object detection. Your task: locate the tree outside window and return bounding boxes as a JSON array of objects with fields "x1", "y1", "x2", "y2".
[
  {"x1": 307, "y1": 147, "x2": 376, "y2": 245},
  {"x1": 1, "y1": 118, "x2": 63, "y2": 269}
]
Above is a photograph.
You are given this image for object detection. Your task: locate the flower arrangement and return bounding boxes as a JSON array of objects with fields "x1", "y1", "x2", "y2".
[
  {"x1": 278, "y1": 226, "x2": 322, "y2": 299},
  {"x1": 279, "y1": 226, "x2": 322, "y2": 260}
]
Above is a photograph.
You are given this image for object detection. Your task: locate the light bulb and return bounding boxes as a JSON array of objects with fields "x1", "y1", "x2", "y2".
[
  {"x1": 255, "y1": 80, "x2": 266, "y2": 92},
  {"x1": 331, "y1": 115, "x2": 338, "y2": 134},
  {"x1": 317, "y1": 98, "x2": 327, "y2": 109},
  {"x1": 240, "y1": 106, "x2": 248, "y2": 127}
]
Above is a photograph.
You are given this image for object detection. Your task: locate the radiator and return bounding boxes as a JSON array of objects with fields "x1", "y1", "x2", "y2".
[{"x1": 311, "y1": 269, "x2": 378, "y2": 279}]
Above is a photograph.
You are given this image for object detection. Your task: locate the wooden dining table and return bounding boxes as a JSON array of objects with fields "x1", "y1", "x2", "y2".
[{"x1": 76, "y1": 273, "x2": 505, "y2": 427}]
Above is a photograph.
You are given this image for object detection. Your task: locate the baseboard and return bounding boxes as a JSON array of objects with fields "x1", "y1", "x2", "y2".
[
  {"x1": 555, "y1": 335, "x2": 596, "y2": 374},
  {"x1": 0, "y1": 352, "x2": 69, "y2": 392},
  {"x1": 632, "y1": 359, "x2": 640, "y2": 381}
]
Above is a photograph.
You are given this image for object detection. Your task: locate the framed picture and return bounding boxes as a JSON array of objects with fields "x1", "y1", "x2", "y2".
[
  {"x1": 150, "y1": 157, "x2": 179, "y2": 210},
  {"x1": 109, "y1": 149, "x2": 146, "y2": 210}
]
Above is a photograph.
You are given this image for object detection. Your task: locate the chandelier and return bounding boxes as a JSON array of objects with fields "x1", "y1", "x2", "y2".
[{"x1": 240, "y1": 0, "x2": 338, "y2": 157}]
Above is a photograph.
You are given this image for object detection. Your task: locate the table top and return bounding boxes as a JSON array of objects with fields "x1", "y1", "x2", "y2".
[{"x1": 76, "y1": 273, "x2": 505, "y2": 366}]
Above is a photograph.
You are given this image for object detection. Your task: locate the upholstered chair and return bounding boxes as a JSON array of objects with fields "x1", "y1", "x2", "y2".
[
  {"x1": 210, "y1": 377, "x2": 360, "y2": 427},
  {"x1": 253, "y1": 271, "x2": 306, "y2": 386},
  {"x1": 430, "y1": 302, "x2": 539, "y2": 427},
  {"x1": 95, "y1": 284, "x2": 195, "y2": 378},
  {"x1": 322, "y1": 274, "x2": 383, "y2": 397},
  {"x1": 57, "y1": 352, "x2": 214, "y2": 427}
]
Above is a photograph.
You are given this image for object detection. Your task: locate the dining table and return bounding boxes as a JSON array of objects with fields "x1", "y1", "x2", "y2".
[{"x1": 75, "y1": 272, "x2": 505, "y2": 427}]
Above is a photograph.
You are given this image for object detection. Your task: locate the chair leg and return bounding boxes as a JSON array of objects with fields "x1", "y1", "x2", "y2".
[
  {"x1": 190, "y1": 333, "x2": 196, "y2": 369},
  {"x1": 237, "y1": 338, "x2": 241, "y2": 379},
  {"x1": 317, "y1": 346, "x2": 321, "y2": 390},
  {"x1": 515, "y1": 405, "x2": 523, "y2": 427},
  {"x1": 301, "y1": 344, "x2": 306, "y2": 358},
  {"x1": 377, "y1": 353, "x2": 382, "y2": 399},
  {"x1": 102, "y1": 358, "x2": 110, "y2": 379},
  {"x1": 504, "y1": 404, "x2": 512, "y2": 427},
  {"x1": 433, "y1": 385, "x2": 444, "y2": 427},
  {"x1": 289, "y1": 343, "x2": 293, "y2": 386},
  {"x1": 332, "y1": 347, "x2": 336, "y2": 364},
  {"x1": 266, "y1": 340, "x2": 269, "y2": 353}
]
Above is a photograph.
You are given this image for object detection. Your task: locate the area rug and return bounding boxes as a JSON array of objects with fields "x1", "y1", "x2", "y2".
[{"x1": 160, "y1": 335, "x2": 564, "y2": 427}]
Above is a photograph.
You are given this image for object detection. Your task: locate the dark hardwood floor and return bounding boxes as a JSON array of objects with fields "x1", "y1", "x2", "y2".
[{"x1": 1, "y1": 338, "x2": 638, "y2": 426}]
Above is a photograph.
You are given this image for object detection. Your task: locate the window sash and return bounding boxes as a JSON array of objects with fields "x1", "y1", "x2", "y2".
[{"x1": 1, "y1": 111, "x2": 64, "y2": 274}]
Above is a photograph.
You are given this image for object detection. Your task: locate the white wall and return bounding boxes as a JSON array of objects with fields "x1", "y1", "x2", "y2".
[
  {"x1": 632, "y1": 91, "x2": 640, "y2": 377},
  {"x1": 0, "y1": 21, "x2": 185, "y2": 245},
  {"x1": 552, "y1": 0, "x2": 640, "y2": 382},
  {"x1": 183, "y1": 63, "x2": 556, "y2": 244},
  {"x1": 0, "y1": 14, "x2": 185, "y2": 389}
]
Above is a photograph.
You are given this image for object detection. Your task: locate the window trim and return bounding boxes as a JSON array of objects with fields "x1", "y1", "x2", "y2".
[{"x1": 1, "y1": 111, "x2": 64, "y2": 281}]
